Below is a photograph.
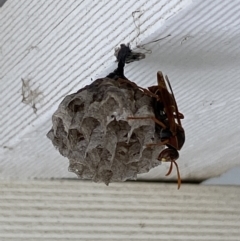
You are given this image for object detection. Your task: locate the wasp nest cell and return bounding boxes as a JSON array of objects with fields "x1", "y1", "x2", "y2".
[{"x1": 47, "y1": 78, "x2": 163, "y2": 185}]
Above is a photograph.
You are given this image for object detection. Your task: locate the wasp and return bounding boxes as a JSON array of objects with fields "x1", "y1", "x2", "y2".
[
  {"x1": 128, "y1": 72, "x2": 185, "y2": 189},
  {"x1": 107, "y1": 44, "x2": 185, "y2": 189}
]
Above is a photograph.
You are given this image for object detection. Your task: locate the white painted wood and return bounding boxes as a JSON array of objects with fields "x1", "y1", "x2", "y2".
[{"x1": 0, "y1": 180, "x2": 239, "y2": 240}]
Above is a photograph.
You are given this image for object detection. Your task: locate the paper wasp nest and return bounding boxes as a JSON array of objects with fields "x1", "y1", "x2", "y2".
[{"x1": 47, "y1": 78, "x2": 163, "y2": 185}]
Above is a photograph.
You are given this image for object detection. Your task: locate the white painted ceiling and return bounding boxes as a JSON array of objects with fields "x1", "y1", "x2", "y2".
[{"x1": 1, "y1": 0, "x2": 240, "y2": 183}]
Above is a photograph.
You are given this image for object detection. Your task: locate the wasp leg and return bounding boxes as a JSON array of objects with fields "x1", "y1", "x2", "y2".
[
  {"x1": 145, "y1": 140, "x2": 169, "y2": 148},
  {"x1": 117, "y1": 79, "x2": 160, "y2": 100},
  {"x1": 138, "y1": 87, "x2": 160, "y2": 100},
  {"x1": 173, "y1": 112, "x2": 184, "y2": 119},
  {"x1": 127, "y1": 116, "x2": 166, "y2": 129}
]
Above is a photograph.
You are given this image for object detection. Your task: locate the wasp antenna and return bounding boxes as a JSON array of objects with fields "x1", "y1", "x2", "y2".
[
  {"x1": 173, "y1": 160, "x2": 181, "y2": 189},
  {"x1": 165, "y1": 161, "x2": 173, "y2": 176},
  {"x1": 165, "y1": 75, "x2": 182, "y2": 126}
]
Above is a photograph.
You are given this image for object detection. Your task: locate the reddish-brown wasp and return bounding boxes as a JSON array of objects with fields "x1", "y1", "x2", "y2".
[
  {"x1": 128, "y1": 71, "x2": 185, "y2": 189},
  {"x1": 107, "y1": 44, "x2": 185, "y2": 188}
]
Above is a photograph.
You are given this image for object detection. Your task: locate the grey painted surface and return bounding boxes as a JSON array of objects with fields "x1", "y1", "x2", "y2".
[{"x1": 202, "y1": 167, "x2": 240, "y2": 185}]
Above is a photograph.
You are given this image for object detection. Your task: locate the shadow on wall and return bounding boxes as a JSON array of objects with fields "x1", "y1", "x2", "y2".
[{"x1": 0, "y1": 0, "x2": 7, "y2": 7}]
